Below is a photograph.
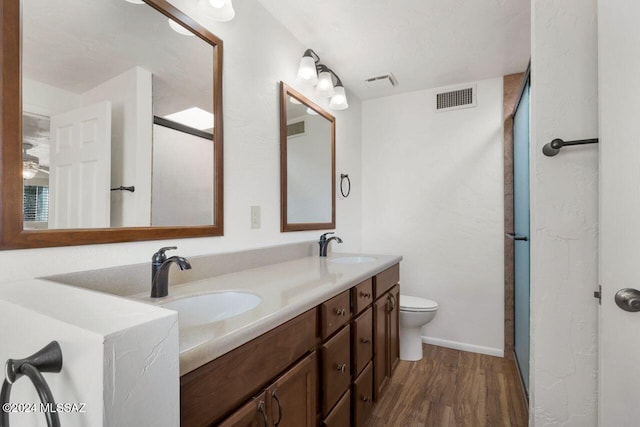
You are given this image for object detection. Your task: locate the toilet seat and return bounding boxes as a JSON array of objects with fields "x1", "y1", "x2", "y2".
[{"x1": 400, "y1": 295, "x2": 439, "y2": 312}]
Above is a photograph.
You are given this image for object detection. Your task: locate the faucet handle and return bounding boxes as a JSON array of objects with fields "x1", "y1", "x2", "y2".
[
  {"x1": 152, "y1": 246, "x2": 177, "y2": 263},
  {"x1": 320, "y1": 232, "x2": 335, "y2": 240}
]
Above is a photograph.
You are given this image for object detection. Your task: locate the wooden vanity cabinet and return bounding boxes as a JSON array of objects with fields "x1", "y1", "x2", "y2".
[
  {"x1": 320, "y1": 324, "x2": 351, "y2": 416},
  {"x1": 182, "y1": 263, "x2": 400, "y2": 427},
  {"x1": 219, "y1": 353, "x2": 317, "y2": 427},
  {"x1": 218, "y1": 392, "x2": 268, "y2": 427},
  {"x1": 373, "y1": 264, "x2": 400, "y2": 401}
]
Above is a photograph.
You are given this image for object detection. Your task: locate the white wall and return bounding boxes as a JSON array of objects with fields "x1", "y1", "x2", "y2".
[
  {"x1": 529, "y1": 0, "x2": 599, "y2": 425},
  {"x1": 83, "y1": 67, "x2": 153, "y2": 228},
  {"x1": 23, "y1": 78, "x2": 82, "y2": 117},
  {"x1": 0, "y1": 0, "x2": 362, "y2": 282},
  {"x1": 361, "y1": 78, "x2": 505, "y2": 356},
  {"x1": 151, "y1": 124, "x2": 214, "y2": 226}
]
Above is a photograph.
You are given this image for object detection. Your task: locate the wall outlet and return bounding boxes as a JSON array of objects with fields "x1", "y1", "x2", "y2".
[{"x1": 250, "y1": 206, "x2": 261, "y2": 229}]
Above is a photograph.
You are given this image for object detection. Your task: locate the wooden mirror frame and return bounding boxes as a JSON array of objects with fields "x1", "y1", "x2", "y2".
[
  {"x1": 280, "y1": 82, "x2": 336, "y2": 232},
  {"x1": 0, "y1": 0, "x2": 224, "y2": 249}
]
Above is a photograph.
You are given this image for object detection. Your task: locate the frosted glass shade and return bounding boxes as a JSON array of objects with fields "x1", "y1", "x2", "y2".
[
  {"x1": 297, "y1": 56, "x2": 318, "y2": 84},
  {"x1": 168, "y1": 19, "x2": 195, "y2": 36},
  {"x1": 329, "y1": 85, "x2": 349, "y2": 110},
  {"x1": 316, "y1": 71, "x2": 334, "y2": 97},
  {"x1": 198, "y1": 0, "x2": 235, "y2": 22}
]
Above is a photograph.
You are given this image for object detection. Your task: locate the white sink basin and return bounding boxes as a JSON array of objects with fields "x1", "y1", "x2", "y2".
[
  {"x1": 162, "y1": 292, "x2": 262, "y2": 327},
  {"x1": 330, "y1": 256, "x2": 377, "y2": 264}
]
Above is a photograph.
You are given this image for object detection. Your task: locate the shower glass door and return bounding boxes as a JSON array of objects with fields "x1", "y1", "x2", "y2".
[{"x1": 513, "y1": 76, "x2": 530, "y2": 394}]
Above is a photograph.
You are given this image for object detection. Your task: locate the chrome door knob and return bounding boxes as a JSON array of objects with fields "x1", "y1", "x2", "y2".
[{"x1": 615, "y1": 288, "x2": 640, "y2": 312}]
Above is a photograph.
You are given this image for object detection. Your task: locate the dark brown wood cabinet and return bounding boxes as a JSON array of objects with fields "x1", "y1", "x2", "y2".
[
  {"x1": 373, "y1": 267, "x2": 401, "y2": 401},
  {"x1": 267, "y1": 353, "x2": 317, "y2": 427},
  {"x1": 321, "y1": 325, "x2": 351, "y2": 416},
  {"x1": 353, "y1": 362, "x2": 374, "y2": 427},
  {"x1": 218, "y1": 392, "x2": 268, "y2": 427},
  {"x1": 323, "y1": 390, "x2": 351, "y2": 427},
  {"x1": 182, "y1": 263, "x2": 400, "y2": 427}
]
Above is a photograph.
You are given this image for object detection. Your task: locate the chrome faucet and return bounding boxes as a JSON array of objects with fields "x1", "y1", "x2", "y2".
[
  {"x1": 151, "y1": 246, "x2": 192, "y2": 298},
  {"x1": 319, "y1": 232, "x2": 343, "y2": 257}
]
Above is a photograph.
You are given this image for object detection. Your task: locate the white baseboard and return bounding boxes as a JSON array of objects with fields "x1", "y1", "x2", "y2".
[{"x1": 421, "y1": 336, "x2": 504, "y2": 358}]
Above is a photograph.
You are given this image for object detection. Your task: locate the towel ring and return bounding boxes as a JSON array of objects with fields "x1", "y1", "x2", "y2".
[{"x1": 340, "y1": 174, "x2": 351, "y2": 198}]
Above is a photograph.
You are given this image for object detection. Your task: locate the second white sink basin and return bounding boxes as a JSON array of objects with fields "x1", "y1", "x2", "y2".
[
  {"x1": 330, "y1": 256, "x2": 377, "y2": 264},
  {"x1": 162, "y1": 291, "x2": 262, "y2": 327}
]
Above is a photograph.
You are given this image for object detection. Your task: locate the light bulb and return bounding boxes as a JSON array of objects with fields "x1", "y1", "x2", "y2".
[
  {"x1": 125, "y1": 0, "x2": 145, "y2": 4},
  {"x1": 23, "y1": 166, "x2": 37, "y2": 180},
  {"x1": 306, "y1": 108, "x2": 319, "y2": 116},
  {"x1": 290, "y1": 96, "x2": 302, "y2": 105},
  {"x1": 209, "y1": 0, "x2": 224, "y2": 8}
]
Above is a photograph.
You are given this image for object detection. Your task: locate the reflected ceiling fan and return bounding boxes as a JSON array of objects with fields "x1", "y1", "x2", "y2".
[{"x1": 22, "y1": 142, "x2": 49, "y2": 180}]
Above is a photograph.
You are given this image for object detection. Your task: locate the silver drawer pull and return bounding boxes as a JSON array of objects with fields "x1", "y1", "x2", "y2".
[
  {"x1": 360, "y1": 292, "x2": 371, "y2": 299},
  {"x1": 335, "y1": 308, "x2": 347, "y2": 316},
  {"x1": 361, "y1": 338, "x2": 371, "y2": 344},
  {"x1": 337, "y1": 363, "x2": 347, "y2": 373},
  {"x1": 362, "y1": 396, "x2": 372, "y2": 404}
]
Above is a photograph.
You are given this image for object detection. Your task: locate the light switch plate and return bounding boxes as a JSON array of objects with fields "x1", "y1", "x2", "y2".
[{"x1": 250, "y1": 206, "x2": 261, "y2": 229}]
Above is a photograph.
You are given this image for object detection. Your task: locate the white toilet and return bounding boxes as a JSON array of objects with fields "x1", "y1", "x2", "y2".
[{"x1": 399, "y1": 295, "x2": 439, "y2": 361}]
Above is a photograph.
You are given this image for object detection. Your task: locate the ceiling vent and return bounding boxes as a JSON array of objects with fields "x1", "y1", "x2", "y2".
[
  {"x1": 287, "y1": 120, "x2": 306, "y2": 138},
  {"x1": 364, "y1": 73, "x2": 397, "y2": 89},
  {"x1": 434, "y1": 84, "x2": 477, "y2": 112}
]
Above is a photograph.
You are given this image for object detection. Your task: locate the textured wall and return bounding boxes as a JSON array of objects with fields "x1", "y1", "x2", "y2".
[
  {"x1": 529, "y1": 0, "x2": 599, "y2": 424},
  {"x1": 362, "y1": 78, "x2": 505, "y2": 356},
  {"x1": 0, "y1": 0, "x2": 363, "y2": 282}
]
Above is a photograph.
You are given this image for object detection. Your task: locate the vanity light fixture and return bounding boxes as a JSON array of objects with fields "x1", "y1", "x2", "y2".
[
  {"x1": 168, "y1": 19, "x2": 195, "y2": 36},
  {"x1": 124, "y1": 0, "x2": 145, "y2": 4},
  {"x1": 289, "y1": 96, "x2": 302, "y2": 105},
  {"x1": 295, "y1": 49, "x2": 349, "y2": 110},
  {"x1": 198, "y1": 0, "x2": 236, "y2": 22}
]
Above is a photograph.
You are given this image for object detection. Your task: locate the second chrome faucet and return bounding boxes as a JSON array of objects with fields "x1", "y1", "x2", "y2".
[
  {"x1": 319, "y1": 232, "x2": 343, "y2": 257},
  {"x1": 151, "y1": 246, "x2": 192, "y2": 298}
]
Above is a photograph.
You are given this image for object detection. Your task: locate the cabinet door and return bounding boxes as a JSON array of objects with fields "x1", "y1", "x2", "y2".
[
  {"x1": 218, "y1": 392, "x2": 268, "y2": 427},
  {"x1": 373, "y1": 297, "x2": 389, "y2": 400},
  {"x1": 389, "y1": 285, "x2": 400, "y2": 374},
  {"x1": 268, "y1": 352, "x2": 317, "y2": 427}
]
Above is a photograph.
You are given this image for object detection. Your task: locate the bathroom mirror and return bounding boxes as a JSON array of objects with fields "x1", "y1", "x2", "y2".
[
  {"x1": 0, "y1": 0, "x2": 224, "y2": 248},
  {"x1": 280, "y1": 82, "x2": 335, "y2": 232}
]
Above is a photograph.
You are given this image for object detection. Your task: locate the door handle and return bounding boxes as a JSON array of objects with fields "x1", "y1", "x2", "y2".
[
  {"x1": 506, "y1": 233, "x2": 528, "y2": 241},
  {"x1": 615, "y1": 288, "x2": 640, "y2": 312}
]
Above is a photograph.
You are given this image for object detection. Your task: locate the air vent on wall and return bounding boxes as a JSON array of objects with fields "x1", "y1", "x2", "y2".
[
  {"x1": 434, "y1": 84, "x2": 477, "y2": 112},
  {"x1": 364, "y1": 73, "x2": 397, "y2": 89},
  {"x1": 287, "y1": 120, "x2": 306, "y2": 138}
]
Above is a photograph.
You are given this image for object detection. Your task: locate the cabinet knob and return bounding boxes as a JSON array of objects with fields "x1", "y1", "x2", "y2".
[
  {"x1": 360, "y1": 292, "x2": 371, "y2": 299},
  {"x1": 361, "y1": 338, "x2": 371, "y2": 344},
  {"x1": 362, "y1": 396, "x2": 372, "y2": 404},
  {"x1": 335, "y1": 308, "x2": 347, "y2": 316},
  {"x1": 337, "y1": 363, "x2": 347, "y2": 373}
]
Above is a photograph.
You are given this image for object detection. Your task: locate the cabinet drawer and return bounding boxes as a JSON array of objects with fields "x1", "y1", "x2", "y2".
[
  {"x1": 353, "y1": 362, "x2": 374, "y2": 427},
  {"x1": 322, "y1": 390, "x2": 351, "y2": 427},
  {"x1": 321, "y1": 290, "x2": 351, "y2": 339},
  {"x1": 374, "y1": 264, "x2": 399, "y2": 299},
  {"x1": 352, "y1": 307, "x2": 373, "y2": 378},
  {"x1": 321, "y1": 324, "x2": 351, "y2": 416},
  {"x1": 352, "y1": 278, "x2": 373, "y2": 315}
]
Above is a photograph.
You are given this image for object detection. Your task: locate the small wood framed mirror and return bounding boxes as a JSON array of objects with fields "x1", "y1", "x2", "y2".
[
  {"x1": 280, "y1": 82, "x2": 336, "y2": 232},
  {"x1": 0, "y1": 0, "x2": 224, "y2": 249}
]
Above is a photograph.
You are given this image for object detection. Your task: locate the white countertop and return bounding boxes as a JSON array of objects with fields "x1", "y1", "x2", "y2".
[{"x1": 133, "y1": 253, "x2": 402, "y2": 375}]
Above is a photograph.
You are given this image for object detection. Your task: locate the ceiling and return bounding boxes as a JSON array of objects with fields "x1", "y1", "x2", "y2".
[
  {"x1": 257, "y1": 0, "x2": 530, "y2": 100},
  {"x1": 23, "y1": 0, "x2": 214, "y2": 118}
]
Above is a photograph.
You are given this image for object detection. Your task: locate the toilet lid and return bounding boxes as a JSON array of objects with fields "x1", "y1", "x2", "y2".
[{"x1": 400, "y1": 295, "x2": 439, "y2": 312}]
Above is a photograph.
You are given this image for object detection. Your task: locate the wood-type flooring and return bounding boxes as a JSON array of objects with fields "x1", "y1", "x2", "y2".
[{"x1": 369, "y1": 344, "x2": 528, "y2": 427}]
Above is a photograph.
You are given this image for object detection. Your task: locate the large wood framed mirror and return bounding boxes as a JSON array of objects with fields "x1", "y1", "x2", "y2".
[
  {"x1": 0, "y1": 0, "x2": 224, "y2": 249},
  {"x1": 280, "y1": 82, "x2": 335, "y2": 232}
]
